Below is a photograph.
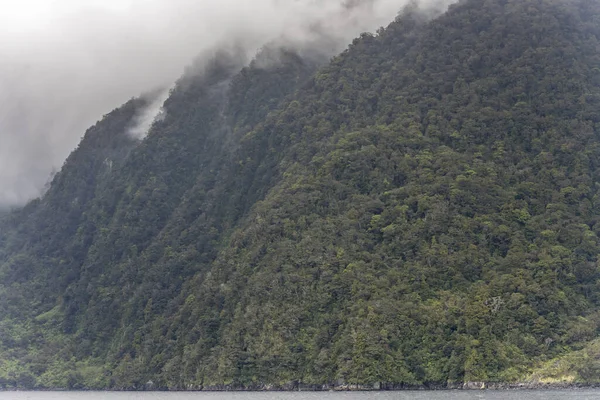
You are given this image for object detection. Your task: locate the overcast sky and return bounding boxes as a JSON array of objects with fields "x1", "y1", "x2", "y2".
[{"x1": 0, "y1": 0, "x2": 454, "y2": 209}]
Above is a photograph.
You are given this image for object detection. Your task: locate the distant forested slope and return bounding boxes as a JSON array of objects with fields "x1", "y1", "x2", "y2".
[{"x1": 3, "y1": 0, "x2": 600, "y2": 390}]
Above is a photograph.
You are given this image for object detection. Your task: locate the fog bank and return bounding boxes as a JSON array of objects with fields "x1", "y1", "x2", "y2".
[{"x1": 0, "y1": 0, "x2": 455, "y2": 208}]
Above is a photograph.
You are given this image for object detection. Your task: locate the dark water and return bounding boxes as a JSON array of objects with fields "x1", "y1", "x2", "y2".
[{"x1": 1, "y1": 391, "x2": 600, "y2": 400}]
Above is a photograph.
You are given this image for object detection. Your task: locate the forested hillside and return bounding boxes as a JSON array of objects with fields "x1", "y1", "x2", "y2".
[{"x1": 3, "y1": 0, "x2": 600, "y2": 389}]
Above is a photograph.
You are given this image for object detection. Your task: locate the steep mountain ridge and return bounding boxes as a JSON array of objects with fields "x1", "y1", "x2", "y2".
[
  {"x1": 0, "y1": 45, "x2": 322, "y2": 388},
  {"x1": 3, "y1": 0, "x2": 600, "y2": 389}
]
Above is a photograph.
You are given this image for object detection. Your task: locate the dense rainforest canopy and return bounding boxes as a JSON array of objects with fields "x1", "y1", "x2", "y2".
[{"x1": 3, "y1": 0, "x2": 600, "y2": 389}]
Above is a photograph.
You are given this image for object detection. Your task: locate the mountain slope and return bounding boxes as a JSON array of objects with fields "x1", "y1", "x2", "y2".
[
  {"x1": 0, "y1": 45, "x2": 322, "y2": 389},
  {"x1": 163, "y1": 0, "x2": 600, "y2": 386},
  {"x1": 3, "y1": 0, "x2": 600, "y2": 389}
]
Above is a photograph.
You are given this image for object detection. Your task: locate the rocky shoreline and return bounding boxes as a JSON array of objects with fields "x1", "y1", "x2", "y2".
[
  {"x1": 4, "y1": 381, "x2": 600, "y2": 391},
  {"x1": 137, "y1": 381, "x2": 600, "y2": 392}
]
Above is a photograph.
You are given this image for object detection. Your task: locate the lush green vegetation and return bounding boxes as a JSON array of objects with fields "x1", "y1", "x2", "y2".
[{"x1": 3, "y1": 0, "x2": 600, "y2": 389}]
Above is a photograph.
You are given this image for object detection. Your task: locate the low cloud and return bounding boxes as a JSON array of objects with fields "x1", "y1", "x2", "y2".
[
  {"x1": 127, "y1": 87, "x2": 172, "y2": 139},
  {"x1": 0, "y1": 0, "x2": 455, "y2": 209}
]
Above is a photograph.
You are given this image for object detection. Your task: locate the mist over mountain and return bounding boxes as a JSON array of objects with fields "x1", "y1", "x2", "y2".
[
  {"x1": 0, "y1": 0, "x2": 453, "y2": 209},
  {"x1": 3, "y1": 0, "x2": 600, "y2": 391}
]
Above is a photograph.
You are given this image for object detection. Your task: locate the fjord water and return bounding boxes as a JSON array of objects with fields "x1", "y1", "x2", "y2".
[{"x1": 1, "y1": 392, "x2": 600, "y2": 400}]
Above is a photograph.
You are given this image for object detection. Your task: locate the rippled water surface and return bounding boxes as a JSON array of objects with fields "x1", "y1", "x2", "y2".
[{"x1": 1, "y1": 391, "x2": 600, "y2": 400}]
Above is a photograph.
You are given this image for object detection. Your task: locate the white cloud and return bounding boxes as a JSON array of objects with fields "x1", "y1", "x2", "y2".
[{"x1": 0, "y1": 0, "x2": 455, "y2": 208}]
